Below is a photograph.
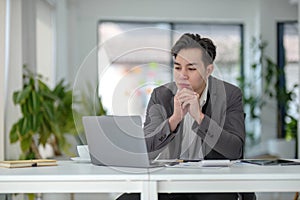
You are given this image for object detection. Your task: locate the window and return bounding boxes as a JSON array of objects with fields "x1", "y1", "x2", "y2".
[
  {"x1": 98, "y1": 21, "x2": 243, "y2": 119},
  {"x1": 98, "y1": 22, "x2": 173, "y2": 119},
  {"x1": 277, "y1": 22, "x2": 299, "y2": 138}
]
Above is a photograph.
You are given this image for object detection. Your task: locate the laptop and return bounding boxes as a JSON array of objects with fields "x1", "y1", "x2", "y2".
[{"x1": 82, "y1": 115, "x2": 165, "y2": 168}]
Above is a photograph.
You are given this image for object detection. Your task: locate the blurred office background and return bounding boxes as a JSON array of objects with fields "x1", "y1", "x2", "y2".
[{"x1": 0, "y1": 0, "x2": 299, "y2": 199}]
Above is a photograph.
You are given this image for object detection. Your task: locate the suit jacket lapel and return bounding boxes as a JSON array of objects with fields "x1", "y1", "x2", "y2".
[{"x1": 203, "y1": 76, "x2": 226, "y2": 157}]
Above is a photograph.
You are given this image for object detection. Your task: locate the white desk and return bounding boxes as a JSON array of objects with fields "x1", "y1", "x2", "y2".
[
  {"x1": 0, "y1": 161, "x2": 151, "y2": 200},
  {"x1": 1, "y1": 161, "x2": 300, "y2": 200},
  {"x1": 149, "y1": 163, "x2": 300, "y2": 197}
]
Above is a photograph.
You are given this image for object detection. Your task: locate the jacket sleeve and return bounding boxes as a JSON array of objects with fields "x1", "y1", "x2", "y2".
[
  {"x1": 143, "y1": 88, "x2": 178, "y2": 159},
  {"x1": 192, "y1": 87, "x2": 245, "y2": 159}
]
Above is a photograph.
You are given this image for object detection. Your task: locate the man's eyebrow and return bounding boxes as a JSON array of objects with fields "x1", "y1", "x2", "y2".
[
  {"x1": 174, "y1": 62, "x2": 198, "y2": 66},
  {"x1": 187, "y1": 62, "x2": 198, "y2": 66}
]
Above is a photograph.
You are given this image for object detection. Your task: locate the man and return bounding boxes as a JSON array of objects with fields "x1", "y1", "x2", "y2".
[
  {"x1": 144, "y1": 33, "x2": 245, "y2": 162},
  {"x1": 144, "y1": 33, "x2": 255, "y2": 200},
  {"x1": 118, "y1": 33, "x2": 255, "y2": 200}
]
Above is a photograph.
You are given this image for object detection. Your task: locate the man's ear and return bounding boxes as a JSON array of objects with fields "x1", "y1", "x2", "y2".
[{"x1": 206, "y1": 64, "x2": 214, "y2": 78}]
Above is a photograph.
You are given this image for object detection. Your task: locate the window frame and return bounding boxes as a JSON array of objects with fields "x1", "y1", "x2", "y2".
[{"x1": 277, "y1": 21, "x2": 299, "y2": 138}]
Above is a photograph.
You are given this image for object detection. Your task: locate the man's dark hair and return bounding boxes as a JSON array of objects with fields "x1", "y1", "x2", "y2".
[{"x1": 171, "y1": 33, "x2": 216, "y2": 66}]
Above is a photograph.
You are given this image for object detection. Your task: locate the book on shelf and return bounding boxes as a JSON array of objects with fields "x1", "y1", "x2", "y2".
[{"x1": 0, "y1": 159, "x2": 57, "y2": 168}]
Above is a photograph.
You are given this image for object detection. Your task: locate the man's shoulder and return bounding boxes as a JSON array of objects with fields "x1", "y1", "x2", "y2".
[{"x1": 210, "y1": 76, "x2": 241, "y2": 93}]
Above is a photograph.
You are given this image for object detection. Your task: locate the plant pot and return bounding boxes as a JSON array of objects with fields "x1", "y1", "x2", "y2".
[{"x1": 267, "y1": 138, "x2": 296, "y2": 158}]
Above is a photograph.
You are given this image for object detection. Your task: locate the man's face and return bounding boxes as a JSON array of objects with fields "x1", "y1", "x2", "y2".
[{"x1": 173, "y1": 48, "x2": 213, "y2": 95}]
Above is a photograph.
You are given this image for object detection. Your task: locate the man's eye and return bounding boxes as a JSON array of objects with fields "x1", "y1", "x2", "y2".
[
  {"x1": 189, "y1": 68, "x2": 196, "y2": 71},
  {"x1": 174, "y1": 67, "x2": 181, "y2": 70}
]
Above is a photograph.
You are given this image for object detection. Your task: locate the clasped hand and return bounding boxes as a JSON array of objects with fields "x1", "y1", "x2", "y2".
[{"x1": 173, "y1": 88, "x2": 203, "y2": 124}]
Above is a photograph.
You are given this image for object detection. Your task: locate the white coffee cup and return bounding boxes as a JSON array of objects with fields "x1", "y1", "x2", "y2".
[{"x1": 77, "y1": 145, "x2": 90, "y2": 159}]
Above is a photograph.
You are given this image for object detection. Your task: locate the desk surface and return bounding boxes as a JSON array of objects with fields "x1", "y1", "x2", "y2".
[
  {"x1": 150, "y1": 162, "x2": 300, "y2": 180},
  {"x1": 149, "y1": 162, "x2": 300, "y2": 193},
  {"x1": 0, "y1": 161, "x2": 150, "y2": 195},
  {"x1": 0, "y1": 161, "x2": 149, "y2": 181},
  {"x1": 1, "y1": 160, "x2": 300, "y2": 198}
]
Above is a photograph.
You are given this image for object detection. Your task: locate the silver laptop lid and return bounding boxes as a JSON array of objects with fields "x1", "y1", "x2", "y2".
[{"x1": 82, "y1": 115, "x2": 153, "y2": 168}]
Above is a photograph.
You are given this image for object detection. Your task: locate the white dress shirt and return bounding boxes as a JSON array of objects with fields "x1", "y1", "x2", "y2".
[{"x1": 180, "y1": 81, "x2": 208, "y2": 159}]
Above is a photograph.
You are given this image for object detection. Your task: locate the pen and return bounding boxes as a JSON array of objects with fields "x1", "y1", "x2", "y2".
[{"x1": 177, "y1": 159, "x2": 201, "y2": 163}]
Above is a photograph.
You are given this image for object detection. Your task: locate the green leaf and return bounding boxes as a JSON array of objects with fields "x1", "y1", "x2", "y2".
[
  {"x1": 39, "y1": 123, "x2": 51, "y2": 145},
  {"x1": 21, "y1": 103, "x2": 28, "y2": 115},
  {"x1": 36, "y1": 112, "x2": 43, "y2": 130},
  {"x1": 26, "y1": 114, "x2": 33, "y2": 132},
  {"x1": 38, "y1": 80, "x2": 51, "y2": 93},
  {"x1": 40, "y1": 90, "x2": 58, "y2": 101},
  {"x1": 18, "y1": 118, "x2": 26, "y2": 136},
  {"x1": 9, "y1": 123, "x2": 20, "y2": 143},
  {"x1": 43, "y1": 102, "x2": 55, "y2": 120},
  {"x1": 32, "y1": 114, "x2": 38, "y2": 132},
  {"x1": 50, "y1": 121, "x2": 61, "y2": 137},
  {"x1": 41, "y1": 114, "x2": 52, "y2": 133},
  {"x1": 27, "y1": 93, "x2": 34, "y2": 113},
  {"x1": 19, "y1": 116, "x2": 31, "y2": 137},
  {"x1": 20, "y1": 135, "x2": 32, "y2": 152},
  {"x1": 53, "y1": 80, "x2": 65, "y2": 96},
  {"x1": 14, "y1": 85, "x2": 32, "y2": 104},
  {"x1": 13, "y1": 91, "x2": 19, "y2": 104},
  {"x1": 31, "y1": 90, "x2": 40, "y2": 113},
  {"x1": 29, "y1": 76, "x2": 35, "y2": 86}
]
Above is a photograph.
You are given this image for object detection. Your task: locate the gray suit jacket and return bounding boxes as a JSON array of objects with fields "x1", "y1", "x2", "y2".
[{"x1": 144, "y1": 76, "x2": 245, "y2": 160}]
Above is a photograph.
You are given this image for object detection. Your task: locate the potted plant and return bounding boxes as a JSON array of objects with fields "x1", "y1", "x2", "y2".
[{"x1": 9, "y1": 66, "x2": 77, "y2": 159}]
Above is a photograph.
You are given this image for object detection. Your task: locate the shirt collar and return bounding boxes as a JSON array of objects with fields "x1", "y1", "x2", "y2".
[{"x1": 199, "y1": 79, "x2": 209, "y2": 107}]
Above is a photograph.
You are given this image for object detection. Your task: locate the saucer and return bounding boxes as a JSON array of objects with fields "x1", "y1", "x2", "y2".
[{"x1": 70, "y1": 157, "x2": 91, "y2": 163}]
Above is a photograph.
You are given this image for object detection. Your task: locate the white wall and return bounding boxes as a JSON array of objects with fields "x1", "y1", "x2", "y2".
[
  {"x1": 5, "y1": 0, "x2": 23, "y2": 159},
  {"x1": 55, "y1": 0, "x2": 68, "y2": 83},
  {"x1": 0, "y1": 0, "x2": 6, "y2": 160},
  {"x1": 65, "y1": 0, "x2": 297, "y2": 144},
  {"x1": 36, "y1": 0, "x2": 56, "y2": 88}
]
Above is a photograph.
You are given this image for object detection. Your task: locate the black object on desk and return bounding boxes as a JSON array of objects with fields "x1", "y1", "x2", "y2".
[{"x1": 241, "y1": 159, "x2": 300, "y2": 166}]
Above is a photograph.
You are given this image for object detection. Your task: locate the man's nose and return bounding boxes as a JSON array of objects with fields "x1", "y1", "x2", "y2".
[{"x1": 180, "y1": 68, "x2": 188, "y2": 79}]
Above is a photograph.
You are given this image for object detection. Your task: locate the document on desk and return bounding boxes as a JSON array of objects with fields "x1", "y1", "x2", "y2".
[{"x1": 164, "y1": 160, "x2": 232, "y2": 168}]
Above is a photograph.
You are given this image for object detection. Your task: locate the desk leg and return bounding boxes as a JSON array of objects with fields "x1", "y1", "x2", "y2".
[{"x1": 141, "y1": 181, "x2": 157, "y2": 200}]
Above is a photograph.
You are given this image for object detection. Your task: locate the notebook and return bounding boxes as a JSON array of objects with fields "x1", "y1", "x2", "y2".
[
  {"x1": 82, "y1": 115, "x2": 165, "y2": 168},
  {"x1": 0, "y1": 159, "x2": 57, "y2": 168}
]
